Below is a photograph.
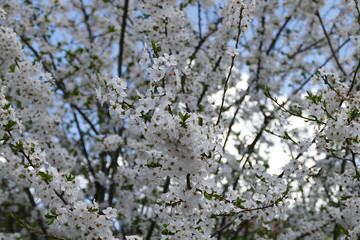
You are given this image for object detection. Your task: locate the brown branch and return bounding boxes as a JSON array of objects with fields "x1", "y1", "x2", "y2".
[
  {"x1": 54, "y1": 190, "x2": 69, "y2": 206},
  {"x1": 350, "y1": 149, "x2": 359, "y2": 175},
  {"x1": 234, "y1": 40, "x2": 350, "y2": 182},
  {"x1": 211, "y1": 214, "x2": 244, "y2": 238},
  {"x1": 353, "y1": 0, "x2": 360, "y2": 25},
  {"x1": 198, "y1": 1, "x2": 202, "y2": 40},
  {"x1": 346, "y1": 59, "x2": 360, "y2": 95},
  {"x1": 25, "y1": 188, "x2": 50, "y2": 240},
  {"x1": 222, "y1": 87, "x2": 250, "y2": 152},
  {"x1": 145, "y1": 221, "x2": 156, "y2": 240},
  {"x1": 8, "y1": 132, "x2": 70, "y2": 206},
  {"x1": 221, "y1": 15, "x2": 292, "y2": 152},
  {"x1": 188, "y1": 17, "x2": 223, "y2": 68},
  {"x1": 295, "y1": 220, "x2": 335, "y2": 240},
  {"x1": 266, "y1": 16, "x2": 291, "y2": 55},
  {"x1": 80, "y1": 0, "x2": 94, "y2": 43},
  {"x1": 315, "y1": 10, "x2": 346, "y2": 76},
  {"x1": 10, "y1": 213, "x2": 66, "y2": 240},
  {"x1": 118, "y1": 0, "x2": 129, "y2": 77},
  {"x1": 20, "y1": 36, "x2": 68, "y2": 92},
  {"x1": 293, "y1": 39, "x2": 350, "y2": 95},
  {"x1": 197, "y1": 56, "x2": 222, "y2": 109},
  {"x1": 290, "y1": 37, "x2": 325, "y2": 59},
  {"x1": 212, "y1": 187, "x2": 289, "y2": 238},
  {"x1": 145, "y1": 177, "x2": 170, "y2": 240},
  {"x1": 73, "y1": 111, "x2": 96, "y2": 178},
  {"x1": 186, "y1": 173, "x2": 192, "y2": 190},
  {"x1": 71, "y1": 104, "x2": 99, "y2": 135},
  {"x1": 253, "y1": 16, "x2": 265, "y2": 92},
  {"x1": 216, "y1": 56, "x2": 235, "y2": 125},
  {"x1": 223, "y1": 107, "x2": 240, "y2": 152},
  {"x1": 216, "y1": 9, "x2": 243, "y2": 125},
  {"x1": 197, "y1": 84, "x2": 209, "y2": 107}
]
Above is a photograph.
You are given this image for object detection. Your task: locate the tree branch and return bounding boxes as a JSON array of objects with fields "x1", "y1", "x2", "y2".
[
  {"x1": 216, "y1": 9, "x2": 244, "y2": 125},
  {"x1": 73, "y1": 111, "x2": 96, "y2": 178},
  {"x1": 316, "y1": 10, "x2": 346, "y2": 76},
  {"x1": 118, "y1": 0, "x2": 129, "y2": 77},
  {"x1": 266, "y1": 16, "x2": 291, "y2": 55}
]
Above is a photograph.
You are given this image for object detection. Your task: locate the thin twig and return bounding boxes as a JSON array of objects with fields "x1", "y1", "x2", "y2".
[
  {"x1": 346, "y1": 59, "x2": 360, "y2": 96},
  {"x1": 350, "y1": 149, "x2": 359, "y2": 175},
  {"x1": 198, "y1": 1, "x2": 202, "y2": 40},
  {"x1": 10, "y1": 213, "x2": 66, "y2": 240},
  {"x1": 145, "y1": 177, "x2": 170, "y2": 240},
  {"x1": 25, "y1": 188, "x2": 50, "y2": 240},
  {"x1": 80, "y1": 0, "x2": 94, "y2": 43},
  {"x1": 316, "y1": 10, "x2": 346, "y2": 76},
  {"x1": 210, "y1": 214, "x2": 244, "y2": 238},
  {"x1": 73, "y1": 111, "x2": 96, "y2": 178},
  {"x1": 118, "y1": 0, "x2": 129, "y2": 77},
  {"x1": 353, "y1": 0, "x2": 360, "y2": 25},
  {"x1": 293, "y1": 39, "x2": 350, "y2": 95},
  {"x1": 71, "y1": 104, "x2": 99, "y2": 135},
  {"x1": 216, "y1": 9, "x2": 244, "y2": 125},
  {"x1": 188, "y1": 17, "x2": 223, "y2": 68},
  {"x1": 266, "y1": 16, "x2": 291, "y2": 55}
]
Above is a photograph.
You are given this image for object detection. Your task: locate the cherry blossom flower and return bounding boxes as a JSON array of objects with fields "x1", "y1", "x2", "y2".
[{"x1": 226, "y1": 46, "x2": 240, "y2": 56}]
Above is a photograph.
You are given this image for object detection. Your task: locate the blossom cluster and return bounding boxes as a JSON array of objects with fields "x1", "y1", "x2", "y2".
[{"x1": 1, "y1": 1, "x2": 360, "y2": 240}]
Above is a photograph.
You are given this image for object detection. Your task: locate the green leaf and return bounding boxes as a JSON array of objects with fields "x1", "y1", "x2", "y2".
[
  {"x1": 179, "y1": 112, "x2": 190, "y2": 122},
  {"x1": 201, "y1": 151, "x2": 212, "y2": 159},
  {"x1": 65, "y1": 173, "x2": 75, "y2": 181},
  {"x1": 313, "y1": 168, "x2": 322, "y2": 178},
  {"x1": 5, "y1": 120, "x2": 17, "y2": 132},
  {"x1": 87, "y1": 207, "x2": 98, "y2": 212},
  {"x1": 38, "y1": 171, "x2": 53, "y2": 182},
  {"x1": 45, "y1": 210, "x2": 57, "y2": 225},
  {"x1": 348, "y1": 108, "x2": 359, "y2": 122},
  {"x1": 145, "y1": 161, "x2": 162, "y2": 168},
  {"x1": 162, "y1": 229, "x2": 175, "y2": 235},
  {"x1": 264, "y1": 85, "x2": 271, "y2": 98},
  {"x1": 46, "y1": 217, "x2": 55, "y2": 225},
  {"x1": 333, "y1": 224, "x2": 349, "y2": 237},
  {"x1": 11, "y1": 141, "x2": 23, "y2": 152},
  {"x1": 167, "y1": 104, "x2": 173, "y2": 115},
  {"x1": 178, "y1": 112, "x2": 191, "y2": 128},
  {"x1": 204, "y1": 192, "x2": 212, "y2": 200},
  {"x1": 235, "y1": 197, "x2": 246, "y2": 209},
  {"x1": 341, "y1": 195, "x2": 351, "y2": 201},
  {"x1": 151, "y1": 40, "x2": 157, "y2": 50},
  {"x1": 1, "y1": 134, "x2": 10, "y2": 145},
  {"x1": 150, "y1": 40, "x2": 161, "y2": 58},
  {"x1": 198, "y1": 117, "x2": 203, "y2": 126},
  {"x1": 9, "y1": 65, "x2": 16, "y2": 72},
  {"x1": 306, "y1": 91, "x2": 322, "y2": 103},
  {"x1": 2, "y1": 103, "x2": 11, "y2": 110},
  {"x1": 107, "y1": 25, "x2": 115, "y2": 33}
]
